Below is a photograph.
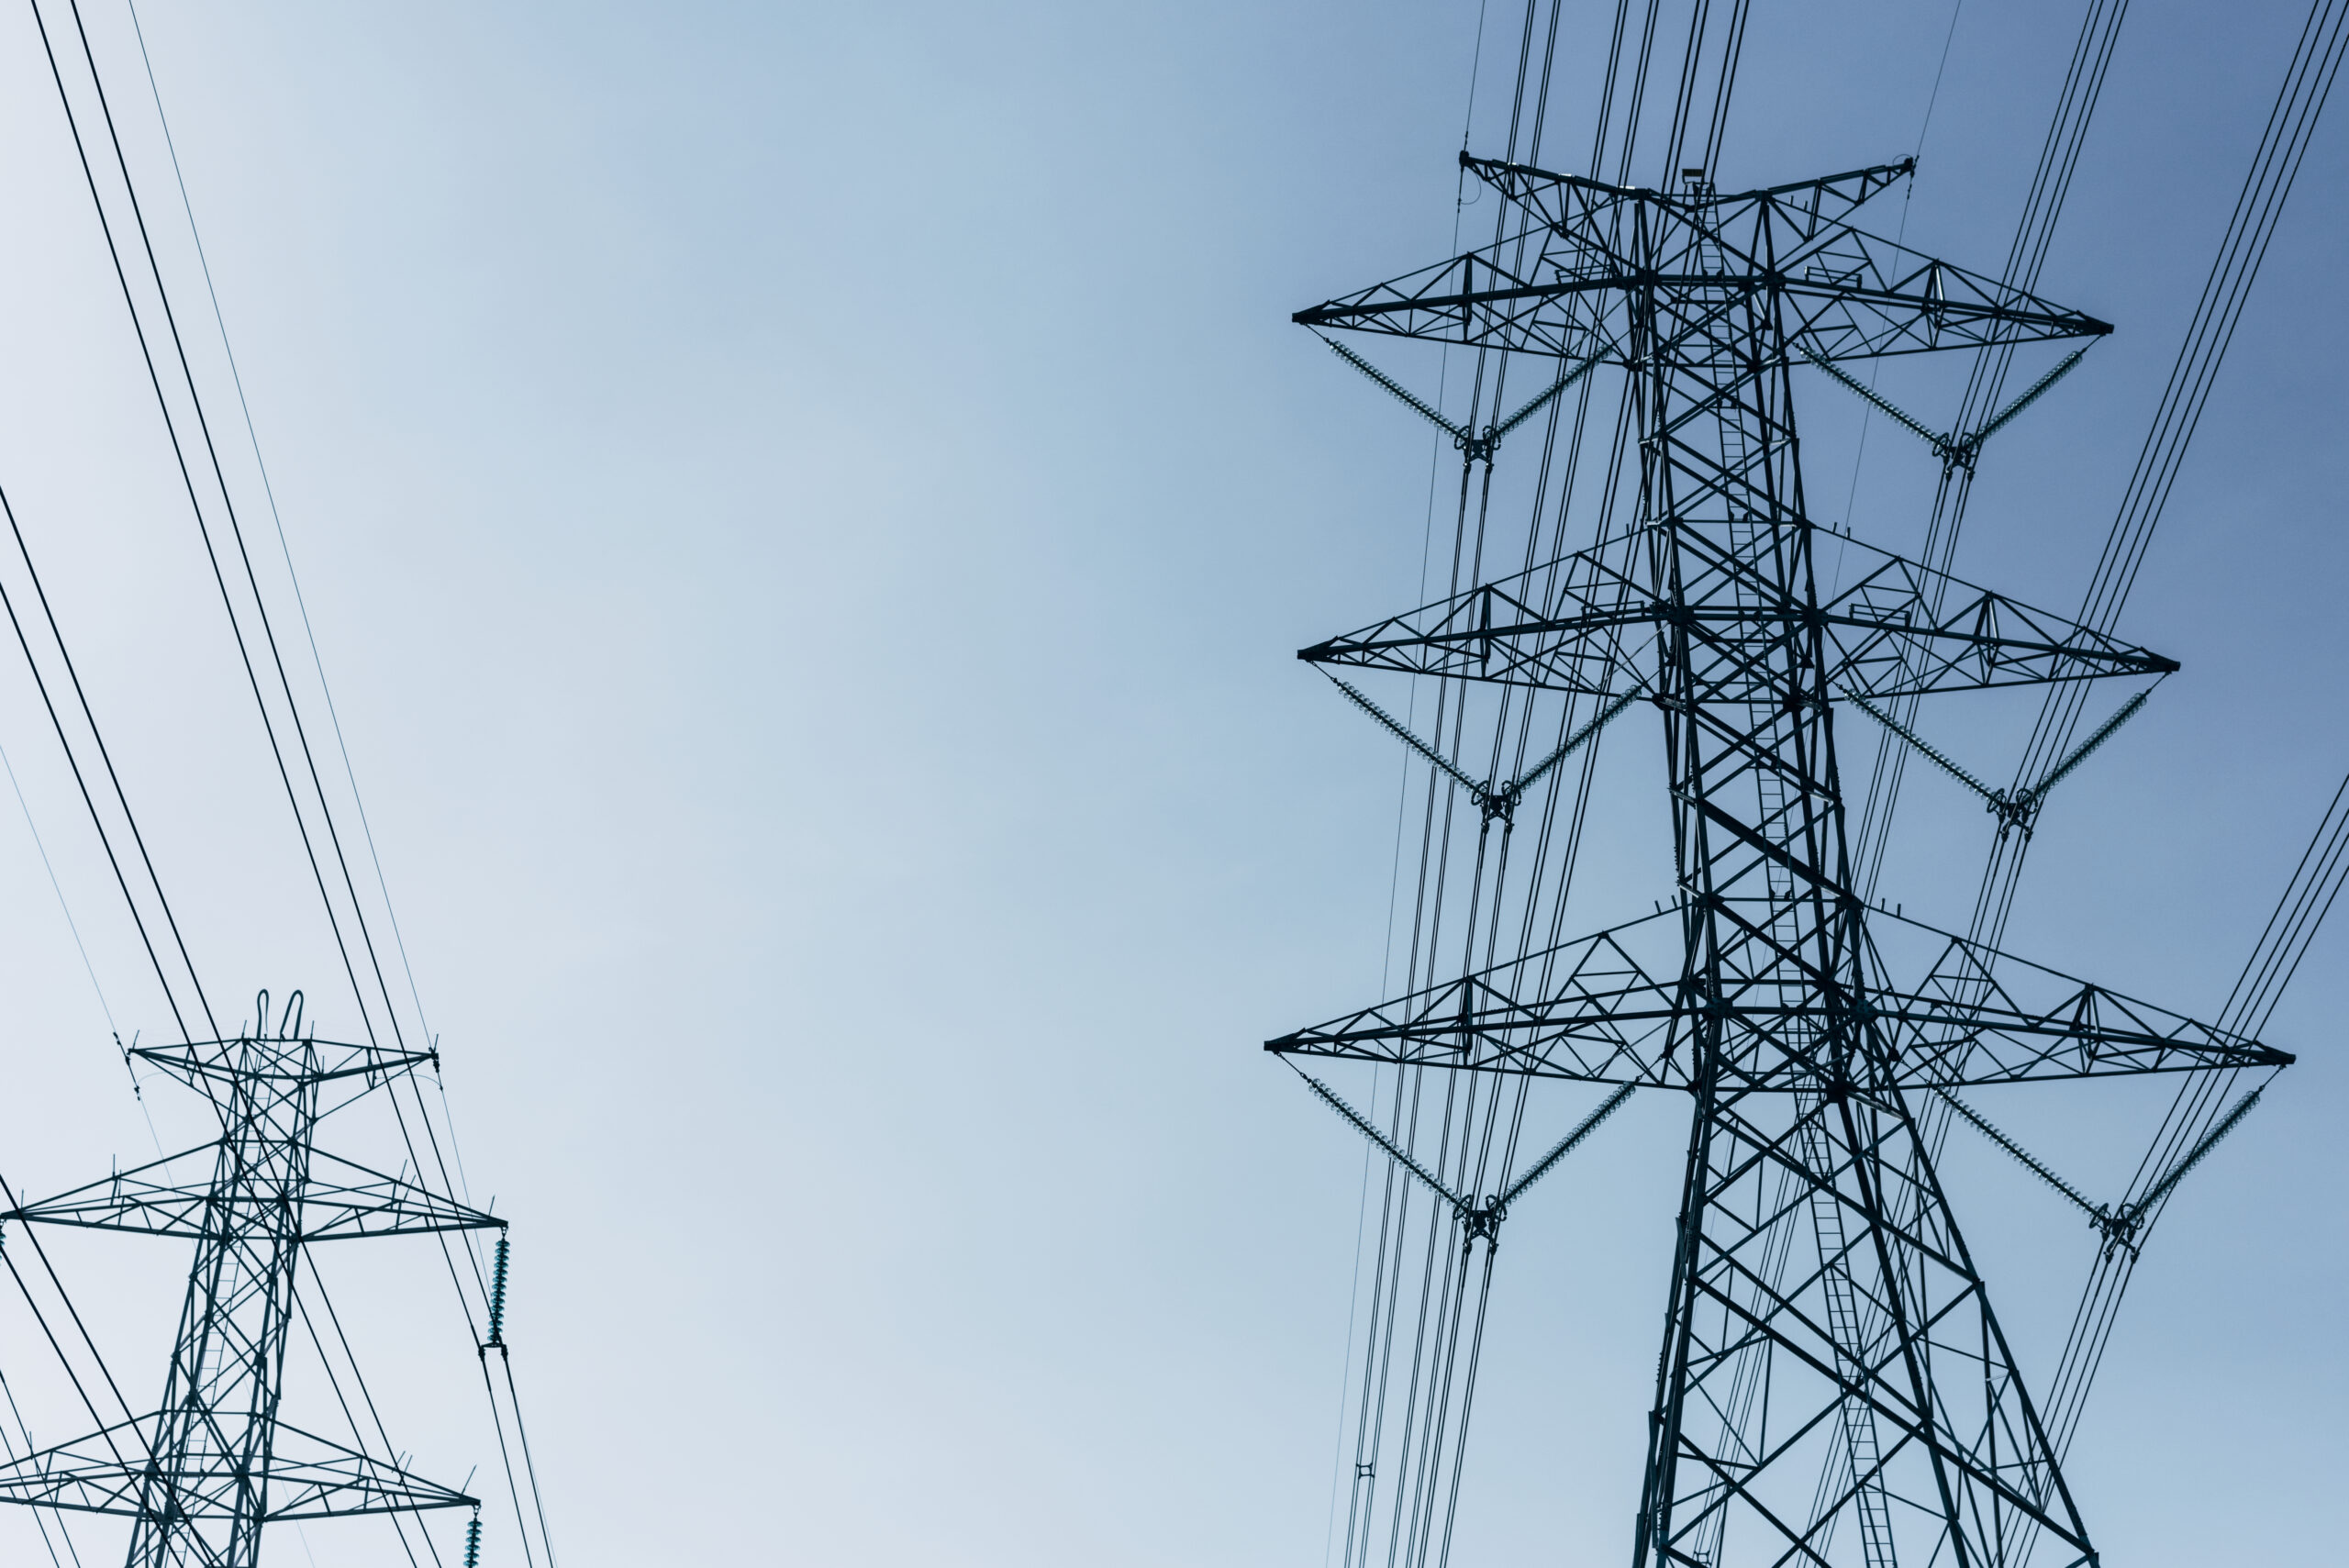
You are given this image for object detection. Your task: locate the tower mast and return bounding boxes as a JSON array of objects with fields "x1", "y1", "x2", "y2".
[{"x1": 1275, "y1": 153, "x2": 2290, "y2": 1566}]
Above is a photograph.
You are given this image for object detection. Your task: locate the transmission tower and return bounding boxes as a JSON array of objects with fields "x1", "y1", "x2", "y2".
[
  {"x1": 1273, "y1": 154, "x2": 2293, "y2": 1566},
  {"x1": 0, "y1": 991, "x2": 503, "y2": 1566}
]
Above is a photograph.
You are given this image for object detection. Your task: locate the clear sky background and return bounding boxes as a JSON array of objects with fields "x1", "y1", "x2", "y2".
[{"x1": 0, "y1": 1, "x2": 2332, "y2": 1564}]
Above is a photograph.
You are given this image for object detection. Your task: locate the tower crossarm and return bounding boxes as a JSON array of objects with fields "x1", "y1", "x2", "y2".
[
  {"x1": 5, "y1": 1146, "x2": 504, "y2": 1242},
  {"x1": 1293, "y1": 156, "x2": 2110, "y2": 362},
  {"x1": 1864, "y1": 916, "x2": 2296, "y2": 1084},
  {"x1": 1266, "y1": 909, "x2": 1694, "y2": 1084},
  {"x1": 295, "y1": 1151, "x2": 507, "y2": 1240},
  {"x1": 1265, "y1": 908, "x2": 2288, "y2": 1091},
  {"x1": 1299, "y1": 528, "x2": 2176, "y2": 697},
  {"x1": 0, "y1": 1416, "x2": 475, "y2": 1521},
  {"x1": 132, "y1": 1036, "x2": 435, "y2": 1092},
  {"x1": 1463, "y1": 152, "x2": 1917, "y2": 241},
  {"x1": 1840, "y1": 984, "x2": 2286, "y2": 1085}
]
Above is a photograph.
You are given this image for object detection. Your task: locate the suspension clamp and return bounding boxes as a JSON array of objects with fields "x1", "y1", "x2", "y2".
[
  {"x1": 1985, "y1": 789, "x2": 2037, "y2": 840},
  {"x1": 2089, "y1": 1204, "x2": 2143, "y2": 1259}
]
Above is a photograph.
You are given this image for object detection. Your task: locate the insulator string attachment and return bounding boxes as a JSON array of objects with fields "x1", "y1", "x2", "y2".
[{"x1": 485, "y1": 1235, "x2": 511, "y2": 1354}]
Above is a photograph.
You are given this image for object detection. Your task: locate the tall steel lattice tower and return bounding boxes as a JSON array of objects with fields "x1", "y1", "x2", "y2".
[
  {"x1": 1272, "y1": 156, "x2": 2293, "y2": 1566},
  {"x1": 0, "y1": 994, "x2": 502, "y2": 1565}
]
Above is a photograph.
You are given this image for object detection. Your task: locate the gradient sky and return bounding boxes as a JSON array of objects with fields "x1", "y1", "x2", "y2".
[{"x1": 0, "y1": 2, "x2": 2334, "y2": 1564}]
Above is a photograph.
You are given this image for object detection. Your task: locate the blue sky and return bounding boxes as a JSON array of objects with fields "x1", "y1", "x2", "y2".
[{"x1": 0, "y1": 2, "x2": 2333, "y2": 1563}]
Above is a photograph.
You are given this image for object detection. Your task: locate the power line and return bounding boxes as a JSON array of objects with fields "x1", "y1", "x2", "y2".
[{"x1": 0, "y1": 4, "x2": 561, "y2": 1562}]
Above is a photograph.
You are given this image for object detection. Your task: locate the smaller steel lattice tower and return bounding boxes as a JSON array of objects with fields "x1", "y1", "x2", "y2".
[{"x1": 0, "y1": 992, "x2": 503, "y2": 1566}]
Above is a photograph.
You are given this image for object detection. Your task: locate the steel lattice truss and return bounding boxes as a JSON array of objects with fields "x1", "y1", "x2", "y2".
[
  {"x1": 1273, "y1": 155, "x2": 2290, "y2": 1567},
  {"x1": 0, "y1": 1417, "x2": 471, "y2": 1523},
  {"x1": 1295, "y1": 155, "x2": 2109, "y2": 362},
  {"x1": 0, "y1": 1024, "x2": 501, "y2": 1567},
  {"x1": 1271, "y1": 906, "x2": 2285, "y2": 1093},
  {"x1": 1298, "y1": 527, "x2": 2176, "y2": 699}
]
